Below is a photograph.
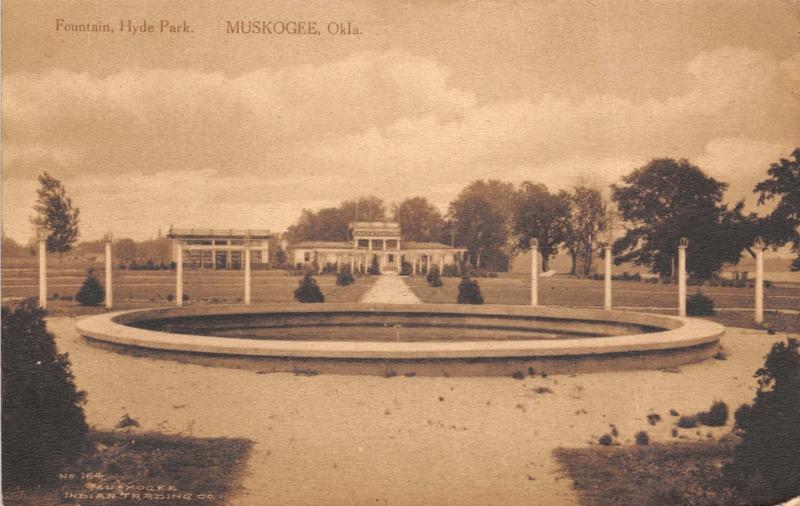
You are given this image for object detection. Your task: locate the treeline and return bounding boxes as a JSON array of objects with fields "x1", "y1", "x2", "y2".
[{"x1": 287, "y1": 150, "x2": 800, "y2": 278}]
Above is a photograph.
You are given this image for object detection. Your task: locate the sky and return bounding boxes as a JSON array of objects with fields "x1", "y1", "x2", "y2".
[{"x1": 2, "y1": 0, "x2": 799, "y2": 242}]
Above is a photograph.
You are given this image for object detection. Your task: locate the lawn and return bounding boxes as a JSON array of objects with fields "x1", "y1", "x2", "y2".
[
  {"x1": 554, "y1": 438, "x2": 742, "y2": 506},
  {"x1": 404, "y1": 275, "x2": 800, "y2": 332},
  {"x1": 2, "y1": 431, "x2": 251, "y2": 506},
  {"x1": 2, "y1": 269, "x2": 377, "y2": 316}
]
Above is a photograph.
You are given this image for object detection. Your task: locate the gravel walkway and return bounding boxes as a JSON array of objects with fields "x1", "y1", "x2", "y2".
[{"x1": 359, "y1": 273, "x2": 421, "y2": 304}]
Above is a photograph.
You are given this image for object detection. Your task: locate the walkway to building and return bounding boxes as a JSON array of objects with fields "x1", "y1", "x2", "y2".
[{"x1": 359, "y1": 272, "x2": 421, "y2": 304}]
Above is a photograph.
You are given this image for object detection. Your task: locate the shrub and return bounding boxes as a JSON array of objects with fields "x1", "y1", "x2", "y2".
[
  {"x1": 2, "y1": 300, "x2": 88, "y2": 487},
  {"x1": 426, "y1": 264, "x2": 443, "y2": 287},
  {"x1": 75, "y1": 269, "x2": 105, "y2": 306},
  {"x1": 511, "y1": 371, "x2": 525, "y2": 380},
  {"x1": 294, "y1": 272, "x2": 325, "y2": 303},
  {"x1": 457, "y1": 276, "x2": 484, "y2": 304},
  {"x1": 336, "y1": 264, "x2": 354, "y2": 287},
  {"x1": 635, "y1": 431, "x2": 650, "y2": 445},
  {"x1": 724, "y1": 338, "x2": 800, "y2": 504},
  {"x1": 441, "y1": 264, "x2": 459, "y2": 277},
  {"x1": 598, "y1": 434, "x2": 613, "y2": 446},
  {"x1": 166, "y1": 294, "x2": 174, "y2": 302},
  {"x1": 368, "y1": 255, "x2": 380, "y2": 275},
  {"x1": 677, "y1": 416, "x2": 698, "y2": 428},
  {"x1": 400, "y1": 261, "x2": 412, "y2": 276},
  {"x1": 696, "y1": 400, "x2": 728, "y2": 427},
  {"x1": 686, "y1": 292, "x2": 715, "y2": 316}
]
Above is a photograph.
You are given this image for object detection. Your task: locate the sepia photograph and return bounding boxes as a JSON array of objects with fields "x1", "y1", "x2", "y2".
[{"x1": 2, "y1": 0, "x2": 799, "y2": 504}]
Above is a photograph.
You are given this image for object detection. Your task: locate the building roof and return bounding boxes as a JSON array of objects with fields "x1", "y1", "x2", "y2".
[
  {"x1": 167, "y1": 228, "x2": 273, "y2": 240},
  {"x1": 292, "y1": 241, "x2": 352, "y2": 249},
  {"x1": 403, "y1": 241, "x2": 465, "y2": 251}
]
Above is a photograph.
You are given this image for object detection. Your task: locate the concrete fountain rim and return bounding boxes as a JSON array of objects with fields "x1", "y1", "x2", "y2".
[{"x1": 76, "y1": 303, "x2": 725, "y2": 360}]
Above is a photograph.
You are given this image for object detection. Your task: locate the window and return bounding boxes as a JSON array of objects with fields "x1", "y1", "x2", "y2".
[{"x1": 304, "y1": 252, "x2": 311, "y2": 262}]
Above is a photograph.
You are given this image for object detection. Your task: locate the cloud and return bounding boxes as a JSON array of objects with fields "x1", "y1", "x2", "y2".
[{"x1": 2, "y1": 46, "x2": 798, "y2": 240}]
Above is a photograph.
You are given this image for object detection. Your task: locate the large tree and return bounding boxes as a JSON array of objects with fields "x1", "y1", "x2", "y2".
[
  {"x1": 564, "y1": 186, "x2": 607, "y2": 277},
  {"x1": 449, "y1": 193, "x2": 506, "y2": 269},
  {"x1": 286, "y1": 196, "x2": 387, "y2": 243},
  {"x1": 612, "y1": 158, "x2": 753, "y2": 278},
  {"x1": 513, "y1": 182, "x2": 571, "y2": 272},
  {"x1": 30, "y1": 172, "x2": 80, "y2": 256},
  {"x1": 448, "y1": 180, "x2": 517, "y2": 269},
  {"x1": 393, "y1": 197, "x2": 445, "y2": 242},
  {"x1": 754, "y1": 148, "x2": 800, "y2": 271}
]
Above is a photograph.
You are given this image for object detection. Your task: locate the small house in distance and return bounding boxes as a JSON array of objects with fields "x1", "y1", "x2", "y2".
[{"x1": 291, "y1": 221, "x2": 466, "y2": 274}]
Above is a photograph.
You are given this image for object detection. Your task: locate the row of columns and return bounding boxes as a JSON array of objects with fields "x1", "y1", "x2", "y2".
[
  {"x1": 527, "y1": 236, "x2": 769, "y2": 322},
  {"x1": 33, "y1": 230, "x2": 770, "y2": 320}
]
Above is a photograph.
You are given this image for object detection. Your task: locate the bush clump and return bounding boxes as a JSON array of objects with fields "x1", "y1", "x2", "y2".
[
  {"x1": 598, "y1": 434, "x2": 613, "y2": 446},
  {"x1": 634, "y1": 431, "x2": 650, "y2": 445},
  {"x1": 294, "y1": 272, "x2": 325, "y2": 303},
  {"x1": 426, "y1": 264, "x2": 443, "y2": 287},
  {"x1": 696, "y1": 400, "x2": 728, "y2": 427},
  {"x1": 676, "y1": 416, "x2": 698, "y2": 429},
  {"x1": 724, "y1": 338, "x2": 800, "y2": 504},
  {"x1": 336, "y1": 264, "x2": 354, "y2": 287},
  {"x1": 75, "y1": 269, "x2": 105, "y2": 306},
  {"x1": 400, "y1": 261, "x2": 412, "y2": 276},
  {"x1": 456, "y1": 276, "x2": 484, "y2": 305},
  {"x1": 2, "y1": 300, "x2": 88, "y2": 487},
  {"x1": 686, "y1": 292, "x2": 715, "y2": 316}
]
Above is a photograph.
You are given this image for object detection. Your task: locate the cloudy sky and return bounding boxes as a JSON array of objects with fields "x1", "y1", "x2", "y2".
[{"x1": 3, "y1": 0, "x2": 799, "y2": 242}]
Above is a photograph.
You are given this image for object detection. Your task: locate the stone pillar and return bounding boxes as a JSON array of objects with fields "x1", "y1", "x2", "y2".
[
  {"x1": 105, "y1": 232, "x2": 114, "y2": 309},
  {"x1": 176, "y1": 242, "x2": 184, "y2": 307},
  {"x1": 530, "y1": 239, "x2": 539, "y2": 307},
  {"x1": 350, "y1": 255, "x2": 355, "y2": 272},
  {"x1": 754, "y1": 237, "x2": 765, "y2": 324},
  {"x1": 426, "y1": 255, "x2": 431, "y2": 274},
  {"x1": 678, "y1": 237, "x2": 688, "y2": 317},
  {"x1": 37, "y1": 228, "x2": 47, "y2": 309},
  {"x1": 438, "y1": 255, "x2": 444, "y2": 273},
  {"x1": 244, "y1": 244, "x2": 252, "y2": 305},
  {"x1": 604, "y1": 246, "x2": 612, "y2": 311}
]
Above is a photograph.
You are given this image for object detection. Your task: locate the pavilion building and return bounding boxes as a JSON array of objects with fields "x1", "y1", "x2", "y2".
[
  {"x1": 167, "y1": 228, "x2": 272, "y2": 270},
  {"x1": 291, "y1": 222, "x2": 466, "y2": 274}
]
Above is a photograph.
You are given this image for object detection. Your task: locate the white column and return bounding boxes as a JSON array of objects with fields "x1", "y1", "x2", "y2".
[
  {"x1": 530, "y1": 240, "x2": 539, "y2": 307},
  {"x1": 438, "y1": 255, "x2": 444, "y2": 273},
  {"x1": 37, "y1": 229, "x2": 47, "y2": 309},
  {"x1": 176, "y1": 242, "x2": 184, "y2": 307},
  {"x1": 244, "y1": 245, "x2": 252, "y2": 304},
  {"x1": 350, "y1": 255, "x2": 355, "y2": 272},
  {"x1": 754, "y1": 238, "x2": 765, "y2": 323},
  {"x1": 105, "y1": 233, "x2": 113, "y2": 309},
  {"x1": 604, "y1": 246, "x2": 612, "y2": 310},
  {"x1": 426, "y1": 255, "x2": 431, "y2": 274},
  {"x1": 678, "y1": 238, "x2": 688, "y2": 317}
]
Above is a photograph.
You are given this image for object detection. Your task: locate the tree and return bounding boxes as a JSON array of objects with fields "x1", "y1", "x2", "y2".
[
  {"x1": 114, "y1": 238, "x2": 137, "y2": 263},
  {"x1": 612, "y1": 158, "x2": 753, "y2": 278},
  {"x1": 75, "y1": 269, "x2": 105, "y2": 306},
  {"x1": 286, "y1": 196, "x2": 387, "y2": 243},
  {"x1": 457, "y1": 276, "x2": 484, "y2": 304},
  {"x1": 448, "y1": 180, "x2": 517, "y2": 270},
  {"x1": 449, "y1": 193, "x2": 507, "y2": 269},
  {"x1": 2, "y1": 300, "x2": 88, "y2": 487},
  {"x1": 30, "y1": 172, "x2": 80, "y2": 257},
  {"x1": 274, "y1": 245, "x2": 288, "y2": 267},
  {"x1": 754, "y1": 148, "x2": 800, "y2": 271},
  {"x1": 426, "y1": 264, "x2": 443, "y2": 287},
  {"x1": 563, "y1": 186, "x2": 607, "y2": 277},
  {"x1": 294, "y1": 272, "x2": 325, "y2": 303},
  {"x1": 393, "y1": 197, "x2": 446, "y2": 242},
  {"x1": 336, "y1": 264, "x2": 354, "y2": 286},
  {"x1": 1, "y1": 233, "x2": 26, "y2": 257},
  {"x1": 724, "y1": 338, "x2": 799, "y2": 504},
  {"x1": 513, "y1": 182, "x2": 571, "y2": 272}
]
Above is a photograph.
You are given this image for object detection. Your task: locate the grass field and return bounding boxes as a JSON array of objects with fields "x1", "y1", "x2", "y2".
[
  {"x1": 2, "y1": 267, "x2": 798, "y2": 329},
  {"x1": 2, "y1": 431, "x2": 251, "y2": 506}
]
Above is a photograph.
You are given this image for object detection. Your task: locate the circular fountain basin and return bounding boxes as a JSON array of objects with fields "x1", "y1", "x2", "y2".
[{"x1": 77, "y1": 304, "x2": 725, "y2": 376}]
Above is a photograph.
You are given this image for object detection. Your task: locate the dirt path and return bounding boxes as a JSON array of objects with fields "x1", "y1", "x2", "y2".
[
  {"x1": 359, "y1": 273, "x2": 421, "y2": 304},
  {"x1": 52, "y1": 318, "x2": 783, "y2": 505}
]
